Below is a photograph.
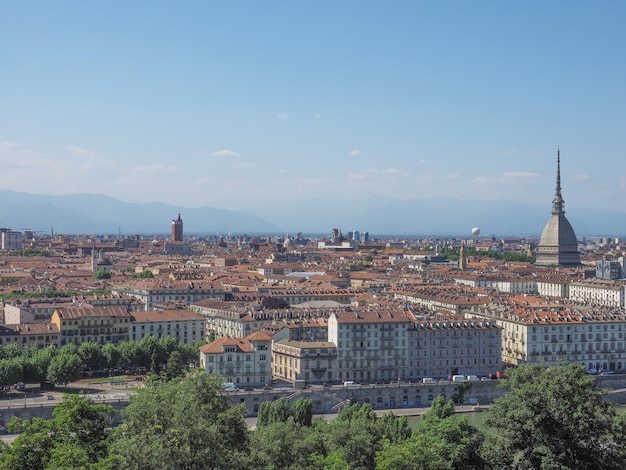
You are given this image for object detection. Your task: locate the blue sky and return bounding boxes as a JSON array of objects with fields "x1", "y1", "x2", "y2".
[{"x1": 2, "y1": 1, "x2": 625, "y2": 221}]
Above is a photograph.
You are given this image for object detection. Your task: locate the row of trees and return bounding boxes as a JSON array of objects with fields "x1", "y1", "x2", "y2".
[
  {"x1": 0, "y1": 336, "x2": 201, "y2": 387},
  {"x1": 2, "y1": 363, "x2": 626, "y2": 469},
  {"x1": 444, "y1": 247, "x2": 535, "y2": 263}
]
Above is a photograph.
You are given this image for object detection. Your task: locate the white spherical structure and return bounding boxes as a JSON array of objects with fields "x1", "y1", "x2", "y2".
[{"x1": 471, "y1": 227, "x2": 480, "y2": 236}]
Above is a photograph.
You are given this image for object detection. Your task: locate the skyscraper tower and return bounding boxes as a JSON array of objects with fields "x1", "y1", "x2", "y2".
[
  {"x1": 535, "y1": 150, "x2": 581, "y2": 267},
  {"x1": 171, "y1": 213, "x2": 183, "y2": 242}
]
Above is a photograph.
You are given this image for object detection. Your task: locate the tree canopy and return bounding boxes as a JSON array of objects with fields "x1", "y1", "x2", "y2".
[
  {"x1": 1, "y1": 364, "x2": 626, "y2": 469},
  {"x1": 482, "y1": 363, "x2": 626, "y2": 469}
]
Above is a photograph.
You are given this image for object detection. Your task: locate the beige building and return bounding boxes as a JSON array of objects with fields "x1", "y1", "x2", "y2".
[
  {"x1": 328, "y1": 308, "x2": 412, "y2": 383},
  {"x1": 0, "y1": 323, "x2": 61, "y2": 348},
  {"x1": 466, "y1": 303, "x2": 626, "y2": 371},
  {"x1": 271, "y1": 340, "x2": 337, "y2": 386},
  {"x1": 199, "y1": 331, "x2": 272, "y2": 387},
  {"x1": 50, "y1": 306, "x2": 132, "y2": 346},
  {"x1": 112, "y1": 278, "x2": 225, "y2": 310},
  {"x1": 130, "y1": 310, "x2": 206, "y2": 344},
  {"x1": 407, "y1": 320, "x2": 502, "y2": 378},
  {"x1": 568, "y1": 279, "x2": 626, "y2": 308}
]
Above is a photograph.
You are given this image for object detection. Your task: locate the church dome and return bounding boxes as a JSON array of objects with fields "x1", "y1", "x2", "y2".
[
  {"x1": 538, "y1": 213, "x2": 578, "y2": 249},
  {"x1": 535, "y1": 150, "x2": 581, "y2": 267}
]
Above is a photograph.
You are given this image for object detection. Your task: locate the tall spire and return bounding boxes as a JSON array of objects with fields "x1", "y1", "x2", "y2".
[{"x1": 552, "y1": 148, "x2": 564, "y2": 215}]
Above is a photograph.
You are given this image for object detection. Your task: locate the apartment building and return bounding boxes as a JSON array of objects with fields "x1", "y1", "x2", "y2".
[
  {"x1": 129, "y1": 310, "x2": 206, "y2": 345},
  {"x1": 0, "y1": 323, "x2": 61, "y2": 348},
  {"x1": 4, "y1": 298, "x2": 75, "y2": 324},
  {"x1": 466, "y1": 303, "x2": 626, "y2": 371},
  {"x1": 407, "y1": 320, "x2": 502, "y2": 379},
  {"x1": 112, "y1": 278, "x2": 226, "y2": 310},
  {"x1": 536, "y1": 275, "x2": 571, "y2": 298},
  {"x1": 4, "y1": 294, "x2": 139, "y2": 324},
  {"x1": 253, "y1": 286, "x2": 359, "y2": 306},
  {"x1": 190, "y1": 299, "x2": 333, "y2": 339},
  {"x1": 271, "y1": 340, "x2": 337, "y2": 386},
  {"x1": 389, "y1": 286, "x2": 489, "y2": 315},
  {"x1": 568, "y1": 279, "x2": 626, "y2": 308},
  {"x1": 327, "y1": 308, "x2": 412, "y2": 383},
  {"x1": 452, "y1": 273, "x2": 538, "y2": 294},
  {"x1": 199, "y1": 331, "x2": 272, "y2": 387},
  {"x1": 50, "y1": 306, "x2": 132, "y2": 346}
]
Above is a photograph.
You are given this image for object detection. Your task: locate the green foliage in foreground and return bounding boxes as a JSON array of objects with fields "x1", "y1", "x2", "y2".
[
  {"x1": 1, "y1": 364, "x2": 626, "y2": 469},
  {"x1": 1, "y1": 394, "x2": 114, "y2": 469}
]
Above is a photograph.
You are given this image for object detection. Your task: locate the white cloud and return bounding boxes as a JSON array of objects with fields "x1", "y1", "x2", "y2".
[
  {"x1": 209, "y1": 149, "x2": 240, "y2": 157},
  {"x1": 313, "y1": 113, "x2": 321, "y2": 119},
  {"x1": 132, "y1": 164, "x2": 182, "y2": 173},
  {"x1": 64, "y1": 145, "x2": 116, "y2": 173},
  {"x1": 277, "y1": 112, "x2": 289, "y2": 121},
  {"x1": 348, "y1": 149, "x2": 360, "y2": 157},
  {"x1": 0, "y1": 141, "x2": 19, "y2": 150},
  {"x1": 348, "y1": 168, "x2": 378, "y2": 181},
  {"x1": 289, "y1": 177, "x2": 334, "y2": 185},
  {"x1": 502, "y1": 172, "x2": 539, "y2": 178},
  {"x1": 472, "y1": 172, "x2": 538, "y2": 185},
  {"x1": 195, "y1": 176, "x2": 210, "y2": 185},
  {"x1": 383, "y1": 168, "x2": 403, "y2": 175},
  {"x1": 235, "y1": 162, "x2": 255, "y2": 169},
  {"x1": 574, "y1": 173, "x2": 590, "y2": 181}
]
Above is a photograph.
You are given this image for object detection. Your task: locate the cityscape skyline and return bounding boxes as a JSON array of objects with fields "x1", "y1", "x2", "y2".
[{"x1": 2, "y1": 2, "x2": 625, "y2": 225}]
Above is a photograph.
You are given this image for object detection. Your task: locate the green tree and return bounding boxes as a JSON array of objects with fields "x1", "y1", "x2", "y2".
[
  {"x1": 270, "y1": 398, "x2": 291, "y2": 424},
  {"x1": 1, "y1": 395, "x2": 114, "y2": 469},
  {"x1": 51, "y1": 394, "x2": 115, "y2": 460},
  {"x1": 376, "y1": 396, "x2": 484, "y2": 470},
  {"x1": 101, "y1": 343, "x2": 121, "y2": 369},
  {"x1": 137, "y1": 269, "x2": 154, "y2": 278},
  {"x1": 292, "y1": 397, "x2": 313, "y2": 427},
  {"x1": 0, "y1": 344, "x2": 23, "y2": 360},
  {"x1": 78, "y1": 341, "x2": 102, "y2": 370},
  {"x1": 178, "y1": 342, "x2": 200, "y2": 366},
  {"x1": 92, "y1": 269, "x2": 111, "y2": 280},
  {"x1": 117, "y1": 340, "x2": 142, "y2": 368},
  {"x1": 165, "y1": 350, "x2": 185, "y2": 380},
  {"x1": 139, "y1": 335, "x2": 159, "y2": 368},
  {"x1": 257, "y1": 400, "x2": 272, "y2": 427},
  {"x1": 47, "y1": 353, "x2": 82, "y2": 386},
  {"x1": 24, "y1": 345, "x2": 57, "y2": 383},
  {"x1": 0, "y1": 358, "x2": 23, "y2": 387},
  {"x1": 108, "y1": 370, "x2": 249, "y2": 470},
  {"x1": 248, "y1": 418, "x2": 327, "y2": 470},
  {"x1": 324, "y1": 403, "x2": 386, "y2": 470},
  {"x1": 60, "y1": 343, "x2": 79, "y2": 356},
  {"x1": 482, "y1": 363, "x2": 625, "y2": 470}
]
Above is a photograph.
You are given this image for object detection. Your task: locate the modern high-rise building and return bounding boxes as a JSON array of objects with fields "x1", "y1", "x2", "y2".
[
  {"x1": 171, "y1": 213, "x2": 183, "y2": 242},
  {"x1": 535, "y1": 150, "x2": 581, "y2": 267},
  {"x1": 0, "y1": 229, "x2": 22, "y2": 250}
]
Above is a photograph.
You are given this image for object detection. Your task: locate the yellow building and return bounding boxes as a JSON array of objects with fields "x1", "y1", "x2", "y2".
[{"x1": 50, "y1": 306, "x2": 132, "y2": 346}]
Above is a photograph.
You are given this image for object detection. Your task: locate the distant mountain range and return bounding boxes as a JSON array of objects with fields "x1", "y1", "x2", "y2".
[
  {"x1": 0, "y1": 190, "x2": 624, "y2": 238},
  {"x1": 0, "y1": 190, "x2": 278, "y2": 235}
]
